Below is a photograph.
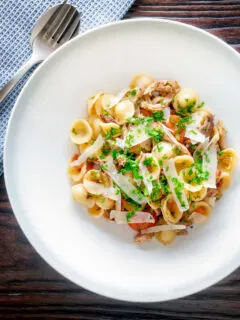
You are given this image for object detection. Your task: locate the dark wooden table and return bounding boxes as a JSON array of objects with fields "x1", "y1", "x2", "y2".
[{"x1": 1, "y1": 1, "x2": 240, "y2": 319}]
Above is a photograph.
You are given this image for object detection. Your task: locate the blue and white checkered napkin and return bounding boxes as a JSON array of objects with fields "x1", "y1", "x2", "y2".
[{"x1": 0, "y1": 0, "x2": 134, "y2": 175}]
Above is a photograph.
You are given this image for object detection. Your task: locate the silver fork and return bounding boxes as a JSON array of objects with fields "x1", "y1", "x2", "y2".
[{"x1": 0, "y1": 1, "x2": 80, "y2": 102}]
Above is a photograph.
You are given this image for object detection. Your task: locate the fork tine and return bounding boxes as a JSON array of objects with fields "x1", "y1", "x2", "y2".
[
  {"x1": 51, "y1": 6, "x2": 79, "y2": 44},
  {"x1": 57, "y1": 13, "x2": 80, "y2": 45},
  {"x1": 39, "y1": 1, "x2": 67, "y2": 39},
  {"x1": 42, "y1": 3, "x2": 72, "y2": 41}
]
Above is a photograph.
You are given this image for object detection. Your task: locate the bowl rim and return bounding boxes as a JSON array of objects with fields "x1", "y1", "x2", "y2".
[{"x1": 4, "y1": 18, "x2": 240, "y2": 302}]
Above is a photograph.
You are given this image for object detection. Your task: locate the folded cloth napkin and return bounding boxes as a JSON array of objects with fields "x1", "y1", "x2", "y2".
[{"x1": 0, "y1": 0, "x2": 134, "y2": 175}]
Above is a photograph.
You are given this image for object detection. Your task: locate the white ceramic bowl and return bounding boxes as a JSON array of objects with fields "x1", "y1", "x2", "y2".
[{"x1": 4, "y1": 19, "x2": 240, "y2": 302}]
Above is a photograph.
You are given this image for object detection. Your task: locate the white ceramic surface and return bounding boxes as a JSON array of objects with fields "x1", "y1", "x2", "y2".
[{"x1": 4, "y1": 19, "x2": 240, "y2": 302}]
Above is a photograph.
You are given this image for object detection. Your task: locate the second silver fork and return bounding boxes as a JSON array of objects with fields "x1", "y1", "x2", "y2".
[{"x1": 0, "y1": 1, "x2": 80, "y2": 103}]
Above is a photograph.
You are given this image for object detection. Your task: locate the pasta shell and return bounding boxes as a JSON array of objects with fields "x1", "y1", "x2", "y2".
[
  {"x1": 71, "y1": 184, "x2": 95, "y2": 208},
  {"x1": 161, "y1": 195, "x2": 183, "y2": 224},
  {"x1": 88, "y1": 204, "x2": 105, "y2": 218},
  {"x1": 190, "y1": 201, "x2": 211, "y2": 218},
  {"x1": 83, "y1": 169, "x2": 110, "y2": 187},
  {"x1": 155, "y1": 229, "x2": 176, "y2": 245},
  {"x1": 174, "y1": 155, "x2": 194, "y2": 174},
  {"x1": 218, "y1": 148, "x2": 237, "y2": 172},
  {"x1": 96, "y1": 197, "x2": 115, "y2": 210},
  {"x1": 180, "y1": 168, "x2": 202, "y2": 192},
  {"x1": 67, "y1": 161, "x2": 87, "y2": 183},
  {"x1": 88, "y1": 115, "x2": 104, "y2": 138},
  {"x1": 130, "y1": 73, "x2": 154, "y2": 89},
  {"x1": 88, "y1": 92, "x2": 103, "y2": 116},
  {"x1": 187, "y1": 186, "x2": 207, "y2": 202},
  {"x1": 115, "y1": 100, "x2": 135, "y2": 124},
  {"x1": 95, "y1": 93, "x2": 115, "y2": 117},
  {"x1": 70, "y1": 119, "x2": 93, "y2": 145},
  {"x1": 152, "y1": 141, "x2": 173, "y2": 161},
  {"x1": 217, "y1": 171, "x2": 232, "y2": 197},
  {"x1": 138, "y1": 153, "x2": 160, "y2": 180},
  {"x1": 173, "y1": 88, "x2": 199, "y2": 114},
  {"x1": 100, "y1": 122, "x2": 121, "y2": 136}
]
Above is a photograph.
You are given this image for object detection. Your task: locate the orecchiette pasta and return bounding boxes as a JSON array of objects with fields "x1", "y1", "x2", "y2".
[
  {"x1": 88, "y1": 204, "x2": 105, "y2": 217},
  {"x1": 161, "y1": 195, "x2": 183, "y2": 224},
  {"x1": 68, "y1": 160, "x2": 86, "y2": 183},
  {"x1": 68, "y1": 74, "x2": 237, "y2": 246},
  {"x1": 155, "y1": 229, "x2": 176, "y2": 245},
  {"x1": 115, "y1": 100, "x2": 135, "y2": 124},
  {"x1": 88, "y1": 92, "x2": 103, "y2": 116},
  {"x1": 130, "y1": 73, "x2": 154, "y2": 89},
  {"x1": 174, "y1": 155, "x2": 194, "y2": 174},
  {"x1": 187, "y1": 186, "x2": 207, "y2": 202},
  {"x1": 72, "y1": 184, "x2": 95, "y2": 208},
  {"x1": 218, "y1": 148, "x2": 237, "y2": 172},
  {"x1": 70, "y1": 119, "x2": 93, "y2": 144}
]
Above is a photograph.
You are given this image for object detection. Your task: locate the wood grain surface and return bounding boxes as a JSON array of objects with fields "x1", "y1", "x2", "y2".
[{"x1": 1, "y1": 1, "x2": 240, "y2": 319}]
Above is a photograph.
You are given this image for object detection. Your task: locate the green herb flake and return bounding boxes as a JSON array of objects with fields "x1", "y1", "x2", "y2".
[
  {"x1": 171, "y1": 177, "x2": 186, "y2": 208},
  {"x1": 112, "y1": 149, "x2": 118, "y2": 159},
  {"x1": 101, "y1": 163, "x2": 108, "y2": 171},
  {"x1": 145, "y1": 127, "x2": 164, "y2": 142},
  {"x1": 204, "y1": 152, "x2": 210, "y2": 163},
  {"x1": 152, "y1": 111, "x2": 165, "y2": 122},
  {"x1": 198, "y1": 101, "x2": 205, "y2": 109},
  {"x1": 103, "y1": 109, "x2": 109, "y2": 116},
  {"x1": 131, "y1": 89, "x2": 137, "y2": 96},
  {"x1": 143, "y1": 156, "x2": 154, "y2": 167},
  {"x1": 190, "y1": 129, "x2": 197, "y2": 135},
  {"x1": 173, "y1": 146, "x2": 181, "y2": 155},
  {"x1": 126, "y1": 211, "x2": 135, "y2": 223},
  {"x1": 120, "y1": 159, "x2": 143, "y2": 180}
]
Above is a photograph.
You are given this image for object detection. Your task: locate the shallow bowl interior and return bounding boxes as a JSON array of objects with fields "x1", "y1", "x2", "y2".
[{"x1": 4, "y1": 19, "x2": 240, "y2": 302}]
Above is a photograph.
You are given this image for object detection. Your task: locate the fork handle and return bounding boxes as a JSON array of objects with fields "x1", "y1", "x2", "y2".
[{"x1": 0, "y1": 55, "x2": 41, "y2": 103}]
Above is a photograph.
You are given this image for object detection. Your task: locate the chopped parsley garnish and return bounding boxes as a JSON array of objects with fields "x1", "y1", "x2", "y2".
[
  {"x1": 131, "y1": 89, "x2": 137, "y2": 96},
  {"x1": 112, "y1": 149, "x2": 118, "y2": 159},
  {"x1": 187, "y1": 157, "x2": 209, "y2": 185},
  {"x1": 100, "y1": 163, "x2": 108, "y2": 171},
  {"x1": 100, "y1": 145, "x2": 111, "y2": 159},
  {"x1": 190, "y1": 129, "x2": 197, "y2": 135},
  {"x1": 152, "y1": 111, "x2": 165, "y2": 122},
  {"x1": 157, "y1": 145, "x2": 164, "y2": 152},
  {"x1": 204, "y1": 152, "x2": 210, "y2": 163},
  {"x1": 127, "y1": 112, "x2": 165, "y2": 126},
  {"x1": 105, "y1": 127, "x2": 121, "y2": 140},
  {"x1": 143, "y1": 156, "x2": 154, "y2": 167},
  {"x1": 120, "y1": 159, "x2": 142, "y2": 180},
  {"x1": 176, "y1": 100, "x2": 196, "y2": 116},
  {"x1": 172, "y1": 177, "x2": 186, "y2": 208},
  {"x1": 173, "y1": 146, "x2": 181, "y2": 155},
  {"x1": 101, "y1": 198, "x2": 106, "y2": 204},
  {"x1": 115, "y1": 187, "x2": 120, "y2": 195},
  {"x1": 175, "y1": 116, "x2": 194, "y2": 131},
  {"x1": 126, "y1": 211, "x2": 135, "y2": 223},
  {"x1": 125, "y1": 133, "x2": 134, "y2": 147},
  {"x1": 218, "y1": 151, "x2": 223, "y2": 156},
  {"x1": 103, "y1": 109, "x2": 109, "y2": 116},
  {"x1": 198, "y1": 101, "x2": 205, "y2": 109},
  {"x1": 145, "y1": 127, "x2": 164, "y2": 142},
  {"x1": 165, "y1": 166, "x2": 169, "y2": 172},
  {"x1": 127, "y1": 116, "x2": 153, "y2": 125}
]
